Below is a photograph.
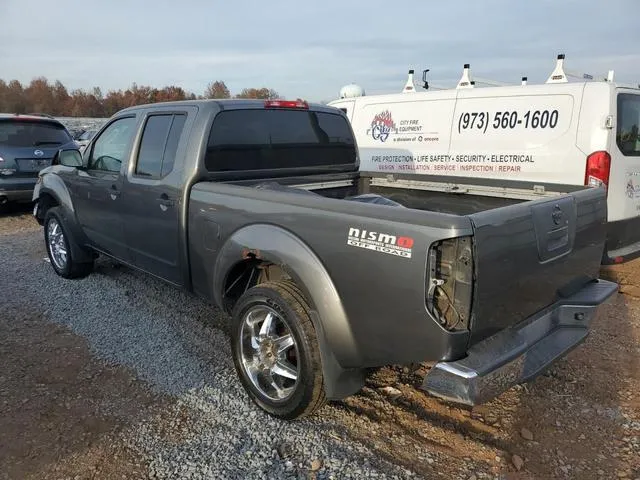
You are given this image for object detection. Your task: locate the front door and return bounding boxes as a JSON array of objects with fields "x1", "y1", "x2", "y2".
[
  {"x1": 69, "y1": 115, "x2": 139, "y2": 261},
  {"x1": 121, "y1": 111, "x2": 189, "y2": 285}
]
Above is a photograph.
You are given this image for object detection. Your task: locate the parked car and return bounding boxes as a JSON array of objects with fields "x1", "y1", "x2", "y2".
[
  {"x1": 0, "y1": 113, "x2": 77, "y2": 205},
  {"x1": 74, "y1": 129, "x2": 97, "y2": 152},
  {"x1": 32, "y1": 99, "x2": 617, "y2": 419}
]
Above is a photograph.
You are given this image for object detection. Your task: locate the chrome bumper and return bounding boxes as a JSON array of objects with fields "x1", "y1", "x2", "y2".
[{"x1": 422, "y1": 279, "x2": 618, "y2": 406}]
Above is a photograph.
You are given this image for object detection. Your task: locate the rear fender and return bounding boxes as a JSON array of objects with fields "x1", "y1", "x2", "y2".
[{"x1": 213, "y1": 224, "x2": 365, "y2": 400}]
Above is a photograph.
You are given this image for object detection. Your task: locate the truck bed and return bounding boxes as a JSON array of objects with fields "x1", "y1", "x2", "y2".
[{"x1": 191, "y1": 173, "x2": 608, "y2": 358}]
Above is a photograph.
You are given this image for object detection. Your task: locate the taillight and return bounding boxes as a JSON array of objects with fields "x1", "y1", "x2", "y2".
[
  {"x1": 585, "y1": 151, "x2": 611, "y2": 189},
  {"x1": 264, "y1": 99, "x2": 309, "y2": 109},
  {"x1": 426, "y1": 236, "x2": 473, "y2": 332}
]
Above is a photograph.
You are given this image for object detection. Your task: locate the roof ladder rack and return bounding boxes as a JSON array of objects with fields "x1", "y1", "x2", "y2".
[
  {"x1": 546, "y1": 54, "x2": 568, "y2": 83},
  {"x1": 456, "y1": 64, "x2": 475, "y2": 89},
  {"x1": 546, "y1": 53, "x2": 616, "y2": 84}
]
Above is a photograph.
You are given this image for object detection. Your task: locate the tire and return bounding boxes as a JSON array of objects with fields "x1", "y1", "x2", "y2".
[
  {"x1": 44, "y1": 207, "x2": 93, "y2": 279},
  {"x1": 231, "y1": 280, "x2": 326, "y2": 420}
]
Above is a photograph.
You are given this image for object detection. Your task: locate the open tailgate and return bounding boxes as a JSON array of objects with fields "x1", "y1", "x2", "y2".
[{"x1": 467, "y1": 186, "x2": 608, "y2": 345}]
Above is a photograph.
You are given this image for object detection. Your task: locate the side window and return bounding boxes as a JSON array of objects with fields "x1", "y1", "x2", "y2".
[
  {"x1": 89, "y1": 117, "x2": 137, "y2": 172},
  {"x1": 135, "y1": 114, "x2": 187, "y2": 178},
  {"x1": 162, "y1": 114, "x2": 187, "y2": 176},
  {"x1": 617, "y1": 94, "x2": 640, "y2": 157}
]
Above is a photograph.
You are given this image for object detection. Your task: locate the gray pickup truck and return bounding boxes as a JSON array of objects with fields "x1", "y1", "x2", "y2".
[{"x1": 32, "y1": 99, "x2": 617, "y2": 420}]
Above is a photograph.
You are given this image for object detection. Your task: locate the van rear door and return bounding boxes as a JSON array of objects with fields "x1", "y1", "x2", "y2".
[{"x1": 601, "y1": 90, "x2": 640, "y2": 261}]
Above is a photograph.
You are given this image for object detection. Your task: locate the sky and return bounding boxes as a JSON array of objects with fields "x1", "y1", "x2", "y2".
[{"x1": 1, "y1": 0, "x2": 639, "y2": 102}]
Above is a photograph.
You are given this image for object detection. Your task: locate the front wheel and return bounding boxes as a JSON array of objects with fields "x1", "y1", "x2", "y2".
[
  {"x1": 44, "y1": 207, "x2": 93, "y2": 279},
  {"x1": 231, "y1": 281, "x2": 326, "y2": 420}
]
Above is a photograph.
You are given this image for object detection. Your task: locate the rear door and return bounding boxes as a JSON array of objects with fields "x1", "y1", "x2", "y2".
[
  {"x1": 467, "y1": 186, "x2": 607, "y2": 344},
  {"x1": 609, "y1": 91, "x2": 640, "y2": 222},
  {"x1": 121, "y1": 109, "x2": 192, "y2": 285}
]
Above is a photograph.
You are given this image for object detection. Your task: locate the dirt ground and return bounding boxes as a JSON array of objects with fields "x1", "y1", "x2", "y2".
[
  {"x1": 337, "y1": 262, "x2": 640, "y2": 479},
  {"x1": 1, "y1": 208, "x2": 639, "y2": 479}
]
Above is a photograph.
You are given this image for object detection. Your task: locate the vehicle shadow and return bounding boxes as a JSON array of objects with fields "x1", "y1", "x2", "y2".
[{"x1": 0, "y1": 201, "x2": 33, "y2": 217}]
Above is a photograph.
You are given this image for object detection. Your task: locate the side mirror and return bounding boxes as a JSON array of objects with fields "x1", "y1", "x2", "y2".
[{"x1": 54, "y1": 148, "x2": 84, "y2": 168}]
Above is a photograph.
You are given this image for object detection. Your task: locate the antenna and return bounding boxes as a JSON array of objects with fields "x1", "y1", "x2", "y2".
[
  {"x1": 546, "y1": 54, "x2": 568, "y2": 84},
  {"x1": 521, "y1": 76, "x2": 528, "y2": 86},
  {"x1": 402, "y1": 69, "x2": 416, "y2": 93},
  {"x1": 456, "y1": 64, "x2": 474, "y2": 89}
]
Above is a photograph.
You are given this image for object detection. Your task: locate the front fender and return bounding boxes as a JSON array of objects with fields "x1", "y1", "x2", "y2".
[
  {"x1": 35, "y1": 169, "x2": 76, "y2": 215},
  {"x1": 213, "y1": 224, "x2": 365, "y2": 399},
  {"x1": 34, "y1": 171, "x2": 93, "y2": 264}
]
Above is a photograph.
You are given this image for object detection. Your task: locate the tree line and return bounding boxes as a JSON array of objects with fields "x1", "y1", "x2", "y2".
[{"x1": 0, "y1": 78, "x2": 279, "y2": 118}]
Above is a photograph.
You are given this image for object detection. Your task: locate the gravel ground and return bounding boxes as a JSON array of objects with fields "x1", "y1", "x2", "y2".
[
  {"x1": 1, "y1": 211, "x2": 639, "y2": 480},
  {"x1": 1, "y1": 216, "x2": 418, "y2": 479}
]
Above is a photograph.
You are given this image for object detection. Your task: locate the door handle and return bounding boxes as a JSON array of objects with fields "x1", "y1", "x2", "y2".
[
  {"x1": 109, "y1": 184, "x2": 120, "y2": 200},
  {"x1": 157, "y1": 193, "x2": 174, "y2": 211}
]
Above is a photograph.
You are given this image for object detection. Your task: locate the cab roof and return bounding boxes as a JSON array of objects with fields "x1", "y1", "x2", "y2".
[{"x1": 118, "y1": 99, "x2": 342, "y2": 116}]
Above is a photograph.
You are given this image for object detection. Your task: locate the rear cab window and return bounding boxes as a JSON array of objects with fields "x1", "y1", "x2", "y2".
[
  {"x1": 204, "y1": 109, "x2": 356, "y2": 173},
  {"x1": 617, "y1": 93, "x2": 640, "y2": 156}
]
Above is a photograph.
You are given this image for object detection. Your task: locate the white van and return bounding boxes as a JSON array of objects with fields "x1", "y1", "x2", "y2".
[{"x1": 329, "y1": 56, "x2": 640, "y2": 264}]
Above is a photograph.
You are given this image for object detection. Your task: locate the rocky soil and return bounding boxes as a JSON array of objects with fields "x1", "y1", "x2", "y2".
[{"x1": 1, "y1": 208, "x2": 638, "y2": 479}]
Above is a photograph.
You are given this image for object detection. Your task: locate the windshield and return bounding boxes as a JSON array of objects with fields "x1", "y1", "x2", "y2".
[
  {"x1": 0, "y1": 120, "x2": 72, "y2": 147},
  {"x1": 205, "y1": 109, "x2": 356, "y2": 172},
  {"x1": 617, "y1": 94, "x2": 640, "y2": 157}
]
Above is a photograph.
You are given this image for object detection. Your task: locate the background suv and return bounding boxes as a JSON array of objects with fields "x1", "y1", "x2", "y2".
[{"x1": 0, "y1": 114, "x2": 77, "y2": 206}]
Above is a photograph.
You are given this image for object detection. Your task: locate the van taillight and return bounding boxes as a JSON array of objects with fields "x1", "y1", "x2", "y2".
[{"x1": 584, "y1": 151, "x2": 611, "y2": 189}]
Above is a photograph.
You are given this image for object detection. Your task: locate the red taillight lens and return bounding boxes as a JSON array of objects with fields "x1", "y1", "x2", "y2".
[
  {"x1": 584, "y1": 151, "x2": 611, "y2": 188},
  {"x1": 264, "y1": 99, "x2": 309, "y2": 109}
]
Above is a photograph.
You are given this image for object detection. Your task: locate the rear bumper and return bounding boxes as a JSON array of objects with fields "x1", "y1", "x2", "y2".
[
  {"x1": 603, "y1": 216, "x2": 640, "y2": 264},
  {"x1": 0, "y1": 177, "x2": 37, "y2": 202},
  {"x1": 422, "y1": 279, "x2": 618, "y2": 406}
]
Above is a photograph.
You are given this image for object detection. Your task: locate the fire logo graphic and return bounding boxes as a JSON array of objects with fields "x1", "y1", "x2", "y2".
[{"x1": 370, "y1": 110, "x2": 396, "y2": 142}]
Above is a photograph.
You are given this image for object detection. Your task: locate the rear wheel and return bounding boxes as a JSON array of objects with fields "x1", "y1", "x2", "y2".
[
  {"x1": 231, "y1": 281, "x2": 326, "y2": 419},
  {"x1": 44, "y1": 207, "x2": 93, "y2": 279}
]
